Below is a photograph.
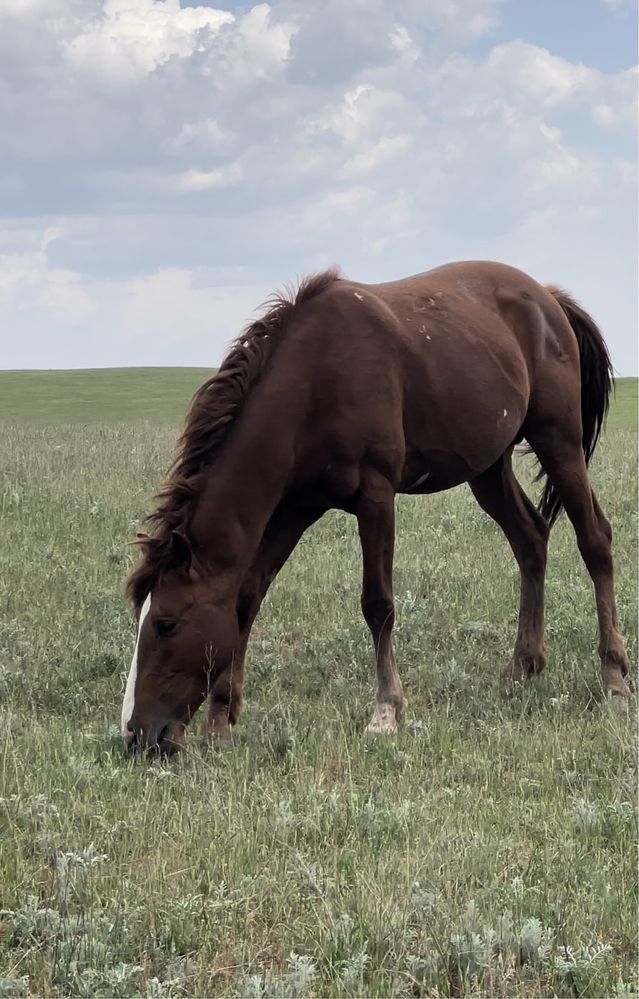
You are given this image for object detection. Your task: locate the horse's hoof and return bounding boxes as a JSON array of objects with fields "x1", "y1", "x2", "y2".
[
  {"x1": 365, "y1": 702, "x2": 399, "y2": 735},
  {"x1": 500, "y1": 660, "x2": 530, "y2": 684},
  {"x1": 501, "y1": 654, "x2": 545, "y2": 684},
  {"x1": 204, "y1": 719, "x2": 234, "y2": 742},
  {"x1": 602, "y1": 672, "x2": 633, "y2": 701}
]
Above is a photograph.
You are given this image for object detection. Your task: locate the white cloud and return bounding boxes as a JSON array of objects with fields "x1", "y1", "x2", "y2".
[
  {"x1": 0, "y1": 228, "x2": 92, "y2": 323},
  {"x1": 168, "y1": 117, "x2": 235, "y2": 153},
  {"x1": 306, "y1": 84, "x2": 415, "y2": 145},
  {"x1": 340, "y1": 134, "x2": 414, "y2": 178},
  {"x1": 590, "y1": 67, "x2": 638, "y2": 130},
  {"x1": 65, "y1": 0, "x2": 234, "y2": 84},
  {"x1": 486, "y1": 41, "x2": 594, "y2": 106},
  {"x1": 431, "y1": 41, "x2": 637, "y2": 125},
  {"x1": 0, "y1": 0, "x2": 636, "y2": 372},
  {"x1": 2, "y1": 0, "x2": 71, "y2": 13},
  {"x1": 176, "y1": 164, "x2": 243, "y2": 192}
]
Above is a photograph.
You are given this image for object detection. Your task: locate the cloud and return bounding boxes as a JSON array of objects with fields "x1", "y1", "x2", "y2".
[
  {"x1": 175, "y1": 164, "x2": 243, "y2": 192},
  {"x1": 0, "y1": 228, "x2": 93, "y2": 323},
  {"x1": 0, "y1": 0, "x2": 636, "y2": 372},
  {"x1": 590, "y1": 67, "x2": 638, "y2": 130},
  {"x1": 65, "y1": 0, "x2": 234, "y2": 85},
  {"x1": 485, "y1": 41, "x2": 594, "y2": 106}
]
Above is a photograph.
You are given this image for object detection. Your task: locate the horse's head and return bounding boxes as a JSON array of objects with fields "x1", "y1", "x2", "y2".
[{"x1": 121, "y1": 532, "x2": 239, "y2": 755}]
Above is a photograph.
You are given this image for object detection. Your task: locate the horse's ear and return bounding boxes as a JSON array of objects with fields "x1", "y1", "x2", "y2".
[{"x1": 170, "y1": 530, "x2": 192, "y2": 571}]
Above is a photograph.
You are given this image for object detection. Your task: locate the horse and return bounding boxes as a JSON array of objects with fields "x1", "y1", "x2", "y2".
[{"x1": 121, "y1": 260, "x2": 631, "y2": 755}]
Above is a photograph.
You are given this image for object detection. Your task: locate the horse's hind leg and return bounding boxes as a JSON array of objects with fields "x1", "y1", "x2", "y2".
[
  {"x1": 356, "y1": 470, "x2": 406, "y2": 734},
  {"x1": 528, "y1": 428, "x2": 631, "y2": 697},
  {"x1": 470, "y1": 452, "x2": 549, "y2": 681}
]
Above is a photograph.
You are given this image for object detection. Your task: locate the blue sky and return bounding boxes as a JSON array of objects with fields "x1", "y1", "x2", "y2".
[{"x1": 0, "y1": 0, "x2": 636, "y2": 372}]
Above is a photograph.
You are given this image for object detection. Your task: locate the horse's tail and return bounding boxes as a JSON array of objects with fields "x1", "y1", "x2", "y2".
[{"x1": 536, "y1": 286, "x2": 614, "y2": 526}]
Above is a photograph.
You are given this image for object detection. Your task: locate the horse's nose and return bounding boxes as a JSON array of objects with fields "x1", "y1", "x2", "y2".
[{"x1": 124, "y1": 718, "x2": 182, "y2": 756}]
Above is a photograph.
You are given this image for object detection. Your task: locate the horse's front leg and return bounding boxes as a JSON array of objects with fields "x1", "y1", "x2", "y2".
[
  {"x1": 205, "y1": 639, "x2": 248, "y2": 740},
  {"x1": 357, "y1": 471, "x2": 406, "y2": 734},
  {"x1": 205, "y1": 503, "x2": 323, "y2": 739}
]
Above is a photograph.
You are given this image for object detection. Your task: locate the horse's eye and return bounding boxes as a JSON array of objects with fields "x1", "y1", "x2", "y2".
[{"x1": 154, "y1": 618, "x2": 178, "y2": 639}]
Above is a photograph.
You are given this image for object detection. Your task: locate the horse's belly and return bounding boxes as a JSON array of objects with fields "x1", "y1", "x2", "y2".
[
  {"x1": 399, "y1": 398, "x2": 525, "y2": 493},
  {"x1": 397, "y1": 330, "x2": 528, "y2": 494},
  {"x1": 399, "y1": 448, "x2": 478, "y2": 493}
]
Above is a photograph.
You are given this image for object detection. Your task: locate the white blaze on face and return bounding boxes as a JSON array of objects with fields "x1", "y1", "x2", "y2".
[{"x1": 121, "y1": 593, "x2": 151, "y2": 736}]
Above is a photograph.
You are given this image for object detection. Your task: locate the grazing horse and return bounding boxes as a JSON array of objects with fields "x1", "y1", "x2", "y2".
[{"x1": 122, "y1": 260, "x2": 631, "y2": 754}]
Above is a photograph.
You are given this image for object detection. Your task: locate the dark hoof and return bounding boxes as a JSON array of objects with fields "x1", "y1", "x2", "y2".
[{"x1": 501, "y1": 654, "x2": 545, "y2": 684}]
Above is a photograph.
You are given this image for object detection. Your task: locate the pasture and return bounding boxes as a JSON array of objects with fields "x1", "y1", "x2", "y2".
[{"x1": 0, "y1": 371, "x2": 636, "y2": 998}]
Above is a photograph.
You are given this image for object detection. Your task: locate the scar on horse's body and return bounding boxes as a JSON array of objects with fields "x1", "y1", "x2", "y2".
[{"x1": 123, "y1": 260, "x2": 631, "y2": 755}]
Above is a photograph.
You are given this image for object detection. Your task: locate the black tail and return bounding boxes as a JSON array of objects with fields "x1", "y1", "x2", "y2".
[{"x1": 536, "y1": 286, "x2": 614, "y2": 526}]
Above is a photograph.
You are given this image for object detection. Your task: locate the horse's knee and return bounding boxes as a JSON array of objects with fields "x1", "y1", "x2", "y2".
[
  {"x1": 578, "y1": 528, "x2": 613, "y2": 578},
  {"x1": 361, "y1": 595, "x2": 394, "y2": 633}
]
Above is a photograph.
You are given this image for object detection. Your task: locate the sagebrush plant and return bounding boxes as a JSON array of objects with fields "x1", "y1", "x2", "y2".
[{"x1": 0, "y1": 410, "x2": 636, "y2": 997}]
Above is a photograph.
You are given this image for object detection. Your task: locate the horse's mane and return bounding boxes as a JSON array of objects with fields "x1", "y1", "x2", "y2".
[{"x1": 125, "y1": 267, "x2": 341, "y2": 608}]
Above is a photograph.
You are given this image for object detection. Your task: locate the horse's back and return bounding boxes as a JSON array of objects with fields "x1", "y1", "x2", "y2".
[
  {"x1": 353, "y1": 259, "x2": 574, "y2": 369},
  {"x1": 281, "y1": 261, "x2": 580, "y2": 496}
]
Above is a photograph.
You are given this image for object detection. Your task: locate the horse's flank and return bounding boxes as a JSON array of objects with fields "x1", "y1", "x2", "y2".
[{"x1": 125, "y1": 267, "x2": 341, "y2": 609}]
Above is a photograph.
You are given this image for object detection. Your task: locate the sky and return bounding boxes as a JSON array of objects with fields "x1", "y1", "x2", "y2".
[{"x1": 0, "y1": 0, "x2": 637, "y2": 373}]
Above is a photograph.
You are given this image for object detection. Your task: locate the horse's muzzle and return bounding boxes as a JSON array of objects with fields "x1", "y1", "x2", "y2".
[{"x1": 124, "y1": 720, "x2": 183, "y2": 757}]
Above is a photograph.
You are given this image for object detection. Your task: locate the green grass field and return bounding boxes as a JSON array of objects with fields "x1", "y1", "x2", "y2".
[
  {"x1": 607, "y1": 379, "x2": 638, "y2": 431},
  {"x1": 0, "y1": 369, "x2": 635, "y2": 431},
  {"x1": 0, "y1": 370, "x2": 636, "y2": 998},
  {"x1": 0, "y1": 368, "x2": 214, "y2": 425}
]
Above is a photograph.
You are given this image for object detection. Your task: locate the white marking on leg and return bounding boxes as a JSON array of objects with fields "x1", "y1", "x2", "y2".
[
  {"x1": 366, "y1": 702, "x2": 398, "y2": 735},
  {"x1": 408, "y1": 472, "x2": 431, "y2": 490},
  {"x1": 121, "y1": 593, "x2": 151, "y2": 735}
]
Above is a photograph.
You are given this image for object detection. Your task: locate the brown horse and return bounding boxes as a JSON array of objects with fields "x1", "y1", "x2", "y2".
[{"x1": 121, "y1": 260, "x2": 631, "y2": 754}]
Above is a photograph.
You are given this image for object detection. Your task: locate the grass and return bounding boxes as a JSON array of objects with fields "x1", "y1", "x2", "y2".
[
  {"x1": 0, "y1": 370, "x2": 635, "y2": 431},
  {"x1": 0, "y1": 368, "x2": 214, "y2": 425},
  {"x1": 0, "y1": 370, "x2": 636, "y2": 998},
  {"x1": 607, "y1": 378, "x2": 638, "y2": 431}
]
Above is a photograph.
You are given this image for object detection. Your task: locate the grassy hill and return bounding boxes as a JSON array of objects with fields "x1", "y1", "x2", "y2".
[
  {"x1": 0, "y1": 367, "x2": 213, "y2": 425},
  {"x1": 0, "y1": 367, "x2": 636, "y2": 429},
  {"x1": 608, "y1": 376, "x2": 638, "y2": 430},
  {"x1": 0, "y1": 366, "x2": 636, "y2": 996},
  {"x1": 1, "y1": 417, "x2": 636, "y2": 998}
]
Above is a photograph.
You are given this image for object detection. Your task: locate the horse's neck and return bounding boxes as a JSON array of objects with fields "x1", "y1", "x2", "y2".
[{"x1": 188, "y1": 415, "x2": 294, "y2": 593}]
